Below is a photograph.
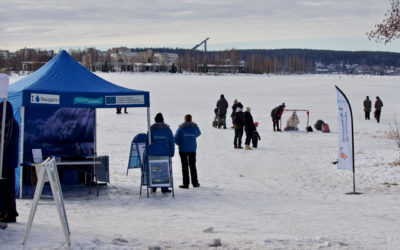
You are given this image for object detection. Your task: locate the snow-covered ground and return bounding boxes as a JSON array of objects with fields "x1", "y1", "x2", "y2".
[{"x1": 2, "y1": 73, "x2": 400, "y2": 249}]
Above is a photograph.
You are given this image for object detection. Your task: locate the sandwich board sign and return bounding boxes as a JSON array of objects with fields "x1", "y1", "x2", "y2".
[
  {"x1": 23, "y1": 157, "x2": 71, "y2": 248},
  {"x1": 148, "y1": 158, "x2": 171, "y2": 187}
]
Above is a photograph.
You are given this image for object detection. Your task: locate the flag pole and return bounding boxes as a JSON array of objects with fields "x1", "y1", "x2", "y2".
[{"x1": 335, "y1": 85, "x2": 361, "y2": 195}]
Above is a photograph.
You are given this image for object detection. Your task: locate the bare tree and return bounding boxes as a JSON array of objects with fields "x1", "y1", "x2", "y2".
[
  {"x1": 388, "y1": 117, "x2": 400, "y2": 151},
  {"x1": 367, "y1": 0, "x2": 400, "y2": 43}
]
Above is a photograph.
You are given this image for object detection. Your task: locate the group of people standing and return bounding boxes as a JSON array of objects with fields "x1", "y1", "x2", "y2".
[
  {"x1": 215, "y1": 96, "x2": 260, "y2": 150},
  {"x1": 363, "y1": 96, "x2": 384, "y2": 123},
  {"x1": 149, "y1": 112, "x2": 201, "y2": 192}
]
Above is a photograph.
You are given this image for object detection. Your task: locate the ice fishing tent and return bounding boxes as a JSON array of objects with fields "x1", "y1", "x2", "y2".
[{"x1": 8, "y1": 50, "x2": 150, "y2": 197}]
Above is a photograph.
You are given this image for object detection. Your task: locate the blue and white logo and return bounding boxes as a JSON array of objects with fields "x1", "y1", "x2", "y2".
[
  {"x1": 74, "y1": 97, "x2": 103, "y2": 105},
  {"x1": 30, "y1": 93, "x2": 60, "y2": 105}
]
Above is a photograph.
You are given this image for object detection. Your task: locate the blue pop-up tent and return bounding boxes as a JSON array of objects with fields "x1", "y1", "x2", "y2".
[{"x1": 8, "y1": 50, "x2": 151, "y2": 197}]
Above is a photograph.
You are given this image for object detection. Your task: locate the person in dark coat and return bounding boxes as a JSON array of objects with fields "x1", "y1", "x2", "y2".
[
  {"x1": 149, "y1": 113, "x2": 174, "y2": 193},
  {"x1": 363, "y1": 96, "x2": 372, "y2": 120},
  {"x1": 174, "y1": 114, "x2": 201, "y2": 189},
  {"x1": 230, "y1": 99, "x2": 239, "y2": 128},
  {"x1": 232, "y1": 102, "x2": 244, "y2": 149},
  {"x1": 216, "y1": 94, "x2": 229, "y2": 129},
  {"x1": 0, "y1": 101, "x2": 19, "y2": 223},
  {"x1": 244, "y1": 107, "x2": 256, "y2": 150},
  {"x1": 271, "y1": 103, "x2": 285, "y2": 131},
  {"x1": 374, "y1": 96, "x2": 383, "y2": 123}
]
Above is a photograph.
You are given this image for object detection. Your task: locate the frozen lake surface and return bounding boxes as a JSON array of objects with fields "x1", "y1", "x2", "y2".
[{"x1": 2, "y1": 73, "x2": 400, "y2": 249}]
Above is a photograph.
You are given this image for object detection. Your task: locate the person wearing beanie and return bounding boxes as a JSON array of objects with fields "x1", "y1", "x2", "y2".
[
  {"x1": 174, "y1": 114, "x2": 201, "y2": 189},
  {"x1": 155, "y1": 112, "x2": 164, "y2": 123},
  {"x1": 270, "y1": 103, "x2": 286, "y2": 131},
  {"x1": 149, "y1": 112, "x2": 174, "y2": 193},
  {"x1": 363, "y1": 96, "x2": 372, "y2": 120},
  {"x1": 216, "y1": 94, "x2": 229, "y2": 129},
  {"x1": 244, "y1": 107, "x2": 256, "y2": 150},
  {"x1": 232, "y1": 102, "x2": 245, "y2": 149}
]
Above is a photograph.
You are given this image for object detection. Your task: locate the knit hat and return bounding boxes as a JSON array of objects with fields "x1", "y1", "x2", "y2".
[
  {"x1": 155, "y1": 113, "x2": 164, "y2": 122},
  {"x1": 282, "y1": 103, "x2": 286, "y2": 107}
]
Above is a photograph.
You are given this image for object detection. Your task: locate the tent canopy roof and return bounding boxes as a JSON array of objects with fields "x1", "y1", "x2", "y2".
[{"x1": 8, "y1": 50, "x2": 149, "y2": 108}]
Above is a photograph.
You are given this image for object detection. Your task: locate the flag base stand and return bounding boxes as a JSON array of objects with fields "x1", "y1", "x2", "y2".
[{"x1": 346, "y1": 192, "x2": 362, "y2": 195}]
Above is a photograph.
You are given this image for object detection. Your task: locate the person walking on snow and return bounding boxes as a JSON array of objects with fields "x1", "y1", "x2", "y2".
[
  {"x1": 271, "y1": 103, "x2": 285, "y2": 131},
  {"x1": 374, "y1": 96, "x2": 383, "y2": 123},
  {"x1": 244, "y1": 107, "x2": 256, "y2": 150},
  {"x1": 149, "y1": 113, "x2": 174, "y2": 193},
  {"x1": 175, "y1": 114, "x2": 201, "y2": 189},
  {"x1": 363, "y1": 96, "x2": 372, "y2": 120},
  {"x1": 216, "y1": 94, "x2": 228, "y2": 129},
  {"x1": 232, "y1": 102, "x2": 245, "y2": 149}
]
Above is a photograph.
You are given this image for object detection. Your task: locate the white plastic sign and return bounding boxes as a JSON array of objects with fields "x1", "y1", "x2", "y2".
[{"x1": 336, "y1": 86, "x2": 354, "y2": 171}]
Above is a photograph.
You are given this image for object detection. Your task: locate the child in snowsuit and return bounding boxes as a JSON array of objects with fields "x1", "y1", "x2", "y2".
[{"x1": 251, "y1": 122, "x2": 261, "y2": 148}]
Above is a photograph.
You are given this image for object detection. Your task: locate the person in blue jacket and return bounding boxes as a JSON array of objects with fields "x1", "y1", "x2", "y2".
[
  {"x1": 0, "y1": 101, "x2": 19, "y2": 223},
  {"x1": 174, "y1": 114, "x2": 201, "y2": 189},
  {"x1": 150, "y1": 113, "x2": 174, "y2": 193}
]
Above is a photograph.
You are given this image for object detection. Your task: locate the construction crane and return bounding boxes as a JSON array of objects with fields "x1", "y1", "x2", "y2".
[
  {"x1": 192, "y1": 37, "x2": 209, "y2": 51},
  {"x1": 192, "y1": 37, "x2": 210, "y2": 72}
]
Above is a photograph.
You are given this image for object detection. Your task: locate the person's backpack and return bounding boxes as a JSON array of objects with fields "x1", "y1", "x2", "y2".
[
  {"x1": 314, "y1": 120, "x2": 324, "y2": 131},
  {"x1": 233, "y1": 113, "x2": 240, "y2": 126},
  {"x1": 322, "y1": 123, "x2": 330, "y2": 133}
]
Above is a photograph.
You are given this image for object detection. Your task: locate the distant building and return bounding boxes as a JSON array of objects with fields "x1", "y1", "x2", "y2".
[
  {"x1": 316, "y1": 68, "x2": 329, "y2": 74},
  {"x1": 139, "y1": 49, "x2": 153, "y2": 63},
  {"x1": 154, "y1": 52, "x2": 179, "y2": 65}
]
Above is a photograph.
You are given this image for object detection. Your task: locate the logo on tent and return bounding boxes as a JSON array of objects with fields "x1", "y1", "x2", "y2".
[
  {"x1": 105, "y1": 95, "x2": 145, "y2": 105},
  {"x1": 74, "y1": 97, "x2": 103, "y2": 105},
  {"x1": 31, "y1": 93, "x2": 60, "y2": 105}
]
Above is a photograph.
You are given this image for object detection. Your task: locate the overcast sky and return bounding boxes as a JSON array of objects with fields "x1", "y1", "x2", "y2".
[{"x1": 1, "y1": 0, "x2": 399, "y2": 52}]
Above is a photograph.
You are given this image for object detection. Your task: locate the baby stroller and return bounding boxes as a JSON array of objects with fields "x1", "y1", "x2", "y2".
[{"x1": 212, "y1": 108, "x2": 223, "y2": 128}]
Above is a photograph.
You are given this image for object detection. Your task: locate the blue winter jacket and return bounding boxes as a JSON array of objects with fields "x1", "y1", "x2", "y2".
[
  {"x1": 174, "y1": 122, "x2": 201, "y2": 153},
  {"x1": 150, "y1": 122, "x2": 175, "y2": 157}
]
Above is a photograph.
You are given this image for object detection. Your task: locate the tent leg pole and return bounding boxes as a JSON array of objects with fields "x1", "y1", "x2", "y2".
[
  {"x1": 147, "y1": 107, "x2": 151, "y2": 145},
  {"x1": 0, "y1": 98, "x2": 7, "y2": 178},
  {"x1": 19, "y1": 106, "x2": 25, "y2": 199},
  {"x1": 94, "y1": 108, "x2": 97, "y2": 157}
]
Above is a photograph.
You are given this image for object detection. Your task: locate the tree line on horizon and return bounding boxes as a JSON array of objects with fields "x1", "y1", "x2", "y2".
[{"x1": 1, "y1": 47, "x2": 400, "y2": 75}]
